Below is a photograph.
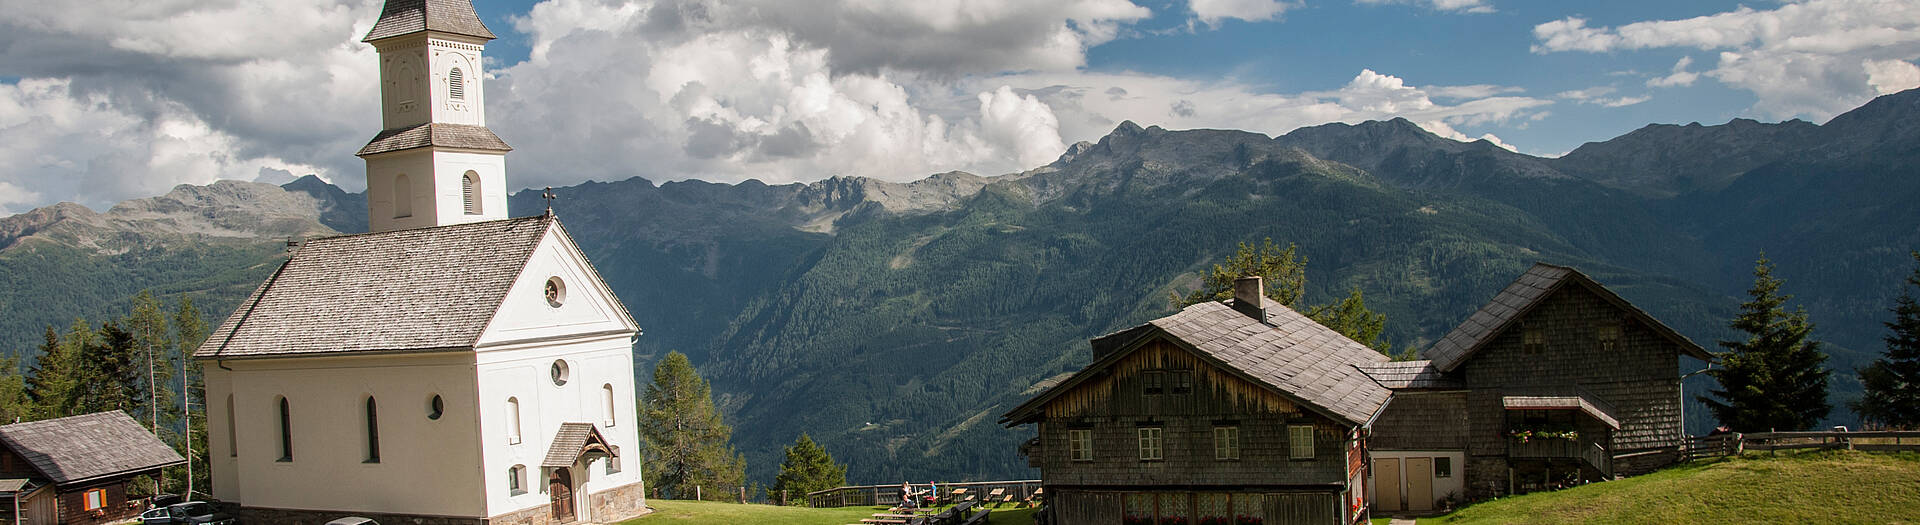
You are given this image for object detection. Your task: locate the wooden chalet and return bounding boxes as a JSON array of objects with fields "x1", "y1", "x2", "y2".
[
  {"x1": 1002, "y1": 277, "x2": 1392, "y2": 525},
  {"x1": 0, "y1": 411, "x2": 185, "y2": 525},
  {"x1": 1359, "y1": 263, "x2": 1713, "y2": 513}
]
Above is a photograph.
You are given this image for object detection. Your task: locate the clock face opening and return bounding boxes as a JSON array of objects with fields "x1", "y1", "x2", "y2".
[
  {"x1": 551, "y1": 360, "x2": 570, "y2": 387},
  {"x1": 545, "y1": 277, "x2": 567, "y2": 307}
]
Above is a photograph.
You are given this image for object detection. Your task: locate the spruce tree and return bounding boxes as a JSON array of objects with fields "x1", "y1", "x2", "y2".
[
  {"x1": 1855, "y1": 251, "x2": 1920, "y2": 429},
  {"x1": 172, "y1": 297, "x2": 211, "y2": 496},
  {"x1": 641, "y1": 351, "x2": 746, "y2": 501},
  {"x1": 126, "y1": 290, "x2": 177, "y2": 435},
  {"x1": 75, "y1": 322, "x2": 143, "y2": 415},
  {"x1": 25, "y1": 325, "x2": 75, "y2": 416},
  {"x1": 768, "y1": 433, "x2": 847, "y2": 504},
  {"x1": 1700, "y1": 255, "x2": 1832, "y2": 432}
]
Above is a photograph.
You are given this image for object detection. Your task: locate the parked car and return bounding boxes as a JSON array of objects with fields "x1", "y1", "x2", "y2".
[
  {"x1": 139, "y1": 502, "x2": 234, "y2": 525},
  {"x1": 325, "y1": 518, "x2": 379, "y2": 525}
]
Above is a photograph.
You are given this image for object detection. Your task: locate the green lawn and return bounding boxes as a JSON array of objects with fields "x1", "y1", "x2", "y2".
[
  {"x1": 621, "y1": 499, "x2": 1037, "y2": 525},
  {"x1": 1414, "y1": 450, "x2": 1920, "y2": 524}
]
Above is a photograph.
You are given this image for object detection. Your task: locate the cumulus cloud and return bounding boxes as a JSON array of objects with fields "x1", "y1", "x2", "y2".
[
  {"x1": 1189, "y1": 0, "x2": 1295, "y2": 26},
  {"x1": 1646, "y1": 56, "x2": 1701, "y2": 87},
  {"x1": 1355, "y1": 0, "x2": 1495, "y2": 14},
  {"x1": 1532, "y1": 0, "x2": 1920, "y2": 119},
  {"x1": 0, "y1": 0, "x2": 1556, "y2": 214},
  {"x1": 0, "y1": 0, "x2": 376, "y2": 209}
]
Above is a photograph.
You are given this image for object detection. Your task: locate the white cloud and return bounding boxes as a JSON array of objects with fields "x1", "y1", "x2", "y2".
[
  {"x1": 0, "y1": 0, "x2": 1555, "y2": 214},
  {"x1": 1864, "y1": 58, "x2": 1920, "y2": 95},
  {"x1": 1189, "y1": 0, "x2": 1294, "y2": 26},
  {"x1": 1647, "y1": 56, "x2": 1701, "y2": 87},
  {"x1": 1355, "y1": 0, "x2": 1495, "y2": 14},
  {"x1": 1555, "y1": 86, "x2": 1651, "y2": 107},
  {"x1": 993, "y1": 69, "x2": 1549, "y2": 152},
  {"x1": 1533, "y1": 0, "x2": 1920, "y2": 120}
]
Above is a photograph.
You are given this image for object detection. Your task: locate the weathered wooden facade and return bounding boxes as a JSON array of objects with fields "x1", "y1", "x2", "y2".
[
  {"x1": 0, "y1": 411, "x2": 186, "y2": 525},
  {"x1": 1361, "y1": 263, "x2": 1713, "y2": 512},
  {"x1": 1003, "y1": 278, "x2": 1391, "y2": 525}
]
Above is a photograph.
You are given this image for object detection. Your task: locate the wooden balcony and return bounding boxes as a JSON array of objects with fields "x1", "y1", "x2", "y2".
[{"x1": 1509, "y1": 438, "x2": 1611, "y2": 477}]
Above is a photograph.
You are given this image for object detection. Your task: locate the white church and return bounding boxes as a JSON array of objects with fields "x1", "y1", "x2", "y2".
[{"x1": 196, "y1": 0, "x2": 647, "y2": 523}]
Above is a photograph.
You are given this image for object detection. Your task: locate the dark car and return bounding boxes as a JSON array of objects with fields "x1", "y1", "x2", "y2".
[{"x1": 140, "y1": 502, "x2": 235, "y2": 525}]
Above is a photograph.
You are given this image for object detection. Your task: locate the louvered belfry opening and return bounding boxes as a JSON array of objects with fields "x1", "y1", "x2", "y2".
[
  {"x1": 449, "y1": 67, "x2": 465, "y2": 100},
  {"x1": 463, "y1": 171, "x2": 482, "y2": 214}
]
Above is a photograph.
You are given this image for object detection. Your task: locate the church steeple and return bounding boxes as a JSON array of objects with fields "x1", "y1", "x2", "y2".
[{"x1": 356, "y1": 0, "x2": 512, "y2": 233}]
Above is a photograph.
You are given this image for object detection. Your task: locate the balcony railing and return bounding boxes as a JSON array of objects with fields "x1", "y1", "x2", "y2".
[{"x1": 1509, "y1": 438, "x2": 1611, "y2": 477}]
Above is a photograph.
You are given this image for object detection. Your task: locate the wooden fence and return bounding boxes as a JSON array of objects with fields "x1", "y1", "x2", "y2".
[
  {"x1": 805, "y1": 480, "x2": 1042, "y2": 508},
  {"x1": 1683, "y1": 430, "x2": 1920, "y2": 461}
]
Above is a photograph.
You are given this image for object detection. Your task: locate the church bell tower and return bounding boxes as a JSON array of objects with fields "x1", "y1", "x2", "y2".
[{"x1": 357, "y1": 0, "x2": 512, "y2": 233}]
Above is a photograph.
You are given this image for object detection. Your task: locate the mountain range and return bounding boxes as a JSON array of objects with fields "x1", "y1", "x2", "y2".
[{"x1": 5, "y1": 87, "x2": 1918, "y2": 484}]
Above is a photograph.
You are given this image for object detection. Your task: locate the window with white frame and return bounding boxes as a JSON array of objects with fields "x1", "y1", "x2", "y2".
[
  {"x1": 1289, "y1": 424, "x2": 1315, "y2": 460},
  {"x1": 83, "y1": 488, "x2": 105, "y2": 511},
  {"x1": 1214, "y1": 426, "x2": 1240, "y2": 460},
  {"x1": 1137, "y1": 427, "x2": 1163, "y2": 461},
  {"x1": 1068, "y1": 429, "x2": 1092, "y2": 461},
  {"x1": 509, "y1": 464, "x2": 526, "y2": 495}
]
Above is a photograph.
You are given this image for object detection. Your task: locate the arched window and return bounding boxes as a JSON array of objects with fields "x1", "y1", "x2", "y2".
[
  {"x1": 602, "y1": 384, "x2": 617, "y2": 427},
  {"x1": 277, "y1": 396, "x2": 293, "y2": 462},
  {"x1": 508, "y1": 464, "x2": 526, "y2": 495},
  {"x1": 393, "y1": 174, "x2": 413, "y2": 218},
  {"x1": 506, "y1": 397, "x2": 522, "y2": 445},
  {"x1": 449, "y1": 67, "x2": 465, "y2": 100},
  {"x1": 226, "y1": 394, "x2": 237, "y2": 457},
  {"x1": 462, "y1": 171, "x2": 482, "y2": 215},
  {"x1": 365, "y1": 396, "x2": 381, "y2": 463}
]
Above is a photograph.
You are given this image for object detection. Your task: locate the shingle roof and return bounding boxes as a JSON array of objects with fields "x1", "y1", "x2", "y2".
[
  {"x1": 542, "y1": 423, "x2": 612, "y2": 468},
  {"x1": 1422, "y1": 263, "x2": 1713, "y2": 372},
  {"x1": 1005, "y1": 300, "x2": 1393, "y2": 427},
  {"x1": 1356, "y1": 360, "x2": 1462, "y2": 390},
  {"x1": 363, "y1": 0, "x2": 497, "y2": 42},
  {"x1": 1502, "y1": 391, "x2": 1622, "y2": 429},
  {"x1": 356, "y1": 123, "x2": 512, "y2": 157},
  {"x1": 197, "y1": 216, "x2": 551, "y2": 359},
  {"x1": 0, "y1": 411, "x2": 185, "y2": 486}
]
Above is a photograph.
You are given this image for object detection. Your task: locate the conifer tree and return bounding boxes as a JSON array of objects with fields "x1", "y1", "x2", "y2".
[
  {"x1": 641, "y1": 351, "x2": 746, "y2": 501},
  {"x1": 75, "y1": 322, "x2": 143, "y2": 415},
  {"x1": 172, "y1": 296, "x2": 211, "y2": 496},
  {"x1": 1855, "y1": 251, "x2": 1920, "y2": 429},
  {"x1": 1174, "y1": 238, "x2": 1392, "y2": 351},
  {"x1": 25, "y1": 325, "x2": 75, "y2": 417},
  {"x1": 1700, "y1": 255, "x2": 1831, "y2": 432},
  {"x1": 768, "y1": 433, "x2": 847, "y2": 504}
]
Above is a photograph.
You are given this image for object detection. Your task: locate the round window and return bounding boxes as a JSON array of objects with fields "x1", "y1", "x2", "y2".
[
  {"x1": 544, "y1": 277, "x2": 567, "y2": 307},
  {"x1": 551, "y1": 360, "x2": 570, "y2": 386},
  {"x1": 427, "y1": 394, "x2": 445, "y2": 420}
]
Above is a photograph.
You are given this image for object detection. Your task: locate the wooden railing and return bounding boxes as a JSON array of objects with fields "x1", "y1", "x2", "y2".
[
  {"x1": 1683, "y1": 430, "x2": 1920, "y2": 461},
  {"x1": 805, "y1": 480, "x2": 1041, "y2": 508},
  {"x1": 1509, "y1": 438, "x2": 1611, "y2": 477}
]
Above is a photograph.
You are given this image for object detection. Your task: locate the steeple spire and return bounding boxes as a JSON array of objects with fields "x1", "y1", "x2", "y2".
[
  {"x1": 357, "y1": 0, "x2": 511, "y2": 233},
  {"x1": 364, "y1": 0, "x2": 497, "y2": 43}
]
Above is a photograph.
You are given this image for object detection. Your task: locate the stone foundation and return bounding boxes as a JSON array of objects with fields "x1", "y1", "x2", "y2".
[{"x1": 486, "y1": 480, "x2": 650, "y2": 525}]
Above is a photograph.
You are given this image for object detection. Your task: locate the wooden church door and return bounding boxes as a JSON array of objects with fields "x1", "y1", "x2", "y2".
[{"x1": 551, "y1": 469, "x2": 576, "y2": 522}]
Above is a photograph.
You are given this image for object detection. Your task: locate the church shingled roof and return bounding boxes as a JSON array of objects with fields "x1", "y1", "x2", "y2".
[
  {"x1": 0, "y1": 411, "x2": 185, "y2": 486},
  {"x1": 356, "y1": 123, "x2": 512, "y2": 157},
  {"x1": 363, "y1": 0, "x2": 497, "y2": 42},
  {"x1": 196, "y1": 216, "x2": 552, "y2": 359},
  {"x1": 1003, "y1": 300, "x2": 1394, "y2": 427}
]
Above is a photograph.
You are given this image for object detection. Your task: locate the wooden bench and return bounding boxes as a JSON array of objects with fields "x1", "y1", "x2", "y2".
[
  {"x1": 948, "y1": 487, "x2": 972, "y2": 504},
  {"x1": 983, "y1": 488, "x2": 1005, "y2": 508},
  {"x1": 1018, "y1": 487, "x2": 1043, "y2": 508},
  {"x1": 961, "y1": 508, "x2": 991, "y2": 525}
]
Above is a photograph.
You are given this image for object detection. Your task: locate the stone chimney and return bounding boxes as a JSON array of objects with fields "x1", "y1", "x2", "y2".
[{"x1": 1231, "y1": 276, "x2": 1266, "y2": 320}]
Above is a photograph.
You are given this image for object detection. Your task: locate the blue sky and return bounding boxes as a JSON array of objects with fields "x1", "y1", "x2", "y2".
[{"x1": 1, "y1": 0, "x2": 1916, "y2": 213}]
